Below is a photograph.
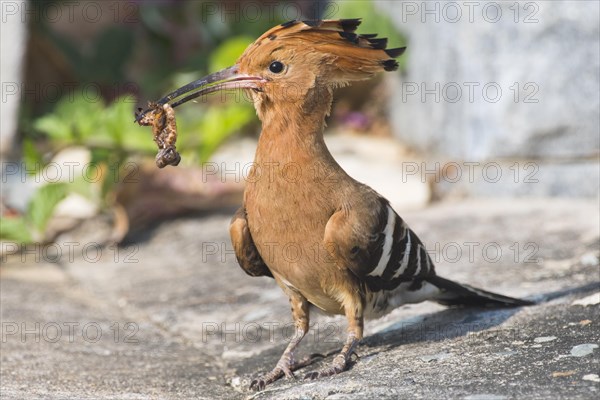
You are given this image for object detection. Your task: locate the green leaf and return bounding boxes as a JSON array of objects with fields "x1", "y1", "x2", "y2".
[
  {"x1": 209, "y1": 36, "x2": 254, "y2": 72},
  {"x1": 33, "y1": 111, "x2": 73, "y2": 142},
  {"x1": 35, "y1": 93, "x2": 156, "y2": 155},
  {"x1": 0, "y1": 217, "x2": 33, "y2": 244},
  {"x1": 67, "y1": 176, "x2": 99, "y2": 203},
  {"x1": 33, "y1": 93, "x2": 107, "y2": 145},
  {"x1": 26, "y1": 183, "x2": 68, "y2": 236},
  {"x1": 106, "y1": 95, "x2": 157, "y2": 154},
  {"x1": 22, "y1": 139, "x2": 44, "y2": 175},
  {"x1": 198, "y1": 104, "x2": 254, "y2": 161},
  {"x1": 104, "y1": 95, "x2": 133, "y2": 147}
]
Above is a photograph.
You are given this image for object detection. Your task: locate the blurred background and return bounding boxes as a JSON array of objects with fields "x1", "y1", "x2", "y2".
[
  {"x1": 1, "y1": 2, "x2": 599, "y2": 397},
  {"x1": 1, "y1": 0, "x2": 598, "y2": 250}
]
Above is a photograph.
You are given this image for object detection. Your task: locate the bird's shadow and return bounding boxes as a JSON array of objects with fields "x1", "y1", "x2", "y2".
[
  {"x1": 363, "y1": 280, "x2": 599, "y2": 356},
  {"x1": 237, "y1": 280, "x2": 599, "y2": 384},
  {"x1": 361, "y1": 305, "x2": 520, "y2": 356}
]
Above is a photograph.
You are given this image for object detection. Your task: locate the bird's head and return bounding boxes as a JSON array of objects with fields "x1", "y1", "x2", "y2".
[{"x1": 138, "y1": 19, "x2": 404, "y2": 123}]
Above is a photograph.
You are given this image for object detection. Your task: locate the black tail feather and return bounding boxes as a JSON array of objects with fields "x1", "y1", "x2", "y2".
[{"x1": 427, "y1": 276, "x2": 535, "y2": 308}]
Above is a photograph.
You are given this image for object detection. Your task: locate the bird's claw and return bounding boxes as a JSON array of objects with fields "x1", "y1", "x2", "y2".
[
  {"x1": 303, "y1": 353, "x2": 350, "y2": 381},
  {"x1": 282, "y1": 365, "x2": 296, "y2": 379},
  {"x1": 303, "y1": 364, "x2": 345, "y2": 380},
  {"x1": 249, "y1": 361, "x2": 295, "y2": 391},
  {"x1": 249, "y1": 352, "x2": 326, "y2": 390},
  {"x1": 249, "y1": 370, "x2": 280, "y2": 391},
  {"x1": 249, "y1": 377, "x2": 268, "y2": 391}
]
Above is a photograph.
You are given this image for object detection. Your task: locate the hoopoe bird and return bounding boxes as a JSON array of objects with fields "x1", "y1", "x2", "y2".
[{"x1": 137, "y1": 19, "x2": 532, "y2": 390}]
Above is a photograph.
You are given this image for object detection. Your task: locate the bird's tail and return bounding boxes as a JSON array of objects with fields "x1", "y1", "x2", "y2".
[{"x1": 426, "y1": 276, "x2": 534, "y2": 307}]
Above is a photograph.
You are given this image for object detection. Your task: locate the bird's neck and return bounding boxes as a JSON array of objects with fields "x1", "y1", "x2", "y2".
[{"x1": 254, "y1": 87, "x2": 335, "y2": 165}]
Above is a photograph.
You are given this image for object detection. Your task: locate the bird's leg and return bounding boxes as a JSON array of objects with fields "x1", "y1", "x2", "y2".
[
  {"x1": 250, "y1": 293, "x2": 309, "y2": 391},
  {"x1": 304, "y1": 298, "x2": 364, "y2": 380}
]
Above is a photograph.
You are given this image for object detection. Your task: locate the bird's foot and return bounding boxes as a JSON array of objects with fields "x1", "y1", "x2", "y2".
[
  {"x1": 249, "y1": 364, "x2": 290, "y2": 391},
  {"x1": 250, "y1": 353, "x2": 325, "y2": 391},
  {"x1": 303, "y1": 351, "x2": 357, "y2": 380}
]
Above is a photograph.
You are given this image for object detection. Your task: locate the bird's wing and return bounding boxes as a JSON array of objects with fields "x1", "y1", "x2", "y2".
[
  {"x1": 323, "y1": 194, "x2": 435, "y2": 292},
  {"x1": 229, "y1": 207, "x2": 273, "y2": 278}
]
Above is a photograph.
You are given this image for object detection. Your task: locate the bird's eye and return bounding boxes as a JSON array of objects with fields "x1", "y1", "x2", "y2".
[{"x1": 269, "y1": 61, "x2": 284, "y2": 74}]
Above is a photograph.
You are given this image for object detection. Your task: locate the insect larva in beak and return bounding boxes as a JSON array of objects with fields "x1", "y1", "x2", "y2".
[{"x1": 135, "y1": 102, "x2": 181, "y2": 168}]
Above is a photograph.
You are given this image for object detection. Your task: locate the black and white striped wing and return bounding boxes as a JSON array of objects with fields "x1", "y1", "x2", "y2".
[{"x1": 347, "y1": 199, "x2": 436, "y2": 292}]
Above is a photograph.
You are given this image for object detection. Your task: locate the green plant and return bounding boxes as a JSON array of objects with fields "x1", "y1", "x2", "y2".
[
  {"x1": 0, "y1": 183, "x2": 68, "y2": 243},
  {"x1": 8, "y1": 2, "x2": 286, "y2": 246},
  {"x1": 7, "y1": 35, "x2": 257, "y2": 244}
]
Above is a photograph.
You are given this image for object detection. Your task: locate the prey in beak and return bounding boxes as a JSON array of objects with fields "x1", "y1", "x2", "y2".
[
  {"x1": 134, "y1": 65, "x2": 264, "y2": 123},
  {"x1": 134, "y1": 65, "x2": 264, "y2": 168}
]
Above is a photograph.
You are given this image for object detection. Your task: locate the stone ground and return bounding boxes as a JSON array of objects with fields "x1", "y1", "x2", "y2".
[{"x1": 1, "y1": 196, "x2": 599, "y2": 399}]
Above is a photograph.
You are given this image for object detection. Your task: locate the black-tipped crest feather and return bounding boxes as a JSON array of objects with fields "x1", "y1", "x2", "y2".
[
  {"x1": 385, "y1": 47, "x2": 406, "y2": 58},
  {"x1": 338, "y1": 31, "x2": 359, "y2": 44},
  {"x1": 339, "y1": 18, "x2": 362, "y2": 32},
  {"x1": 366, "y1": 38, "x2": 388, "y2": 49},
  {"x1": 381, "y1": 59, "x2": 399, "y2": 72},
  {"x1": 254, "y1": 19, "x2": 406, "y2": 78},
  {"x1": 280, "y1": 20, "x2": 297, "y2": 28}
]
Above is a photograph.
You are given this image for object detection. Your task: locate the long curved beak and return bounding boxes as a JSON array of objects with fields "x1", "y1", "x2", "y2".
[{"x1": 135, "y1": 65, "x2": 264, "y2": 122}]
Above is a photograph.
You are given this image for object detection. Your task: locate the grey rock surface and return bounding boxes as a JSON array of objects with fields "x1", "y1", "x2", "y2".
[
  {"x1": 377, "y1": 0, "x2": 600, "y2": 161},
  {"x1": 1, "y1": 198, "x2": 599, "y2": 399}
]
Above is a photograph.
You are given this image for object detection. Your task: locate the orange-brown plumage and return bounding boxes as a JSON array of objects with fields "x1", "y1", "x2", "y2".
[{"x1": 139, "y1": 18, "x2": 532, "y2": 391}]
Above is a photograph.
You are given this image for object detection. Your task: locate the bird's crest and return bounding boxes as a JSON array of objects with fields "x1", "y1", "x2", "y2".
[{"x1": 243, "y1": 18, "x2": 405, "y2": 81}]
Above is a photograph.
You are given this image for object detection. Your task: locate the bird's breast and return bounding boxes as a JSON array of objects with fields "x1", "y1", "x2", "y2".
[{"x1": 243, "y1": 162, "x2": 348, "y2": 313}]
